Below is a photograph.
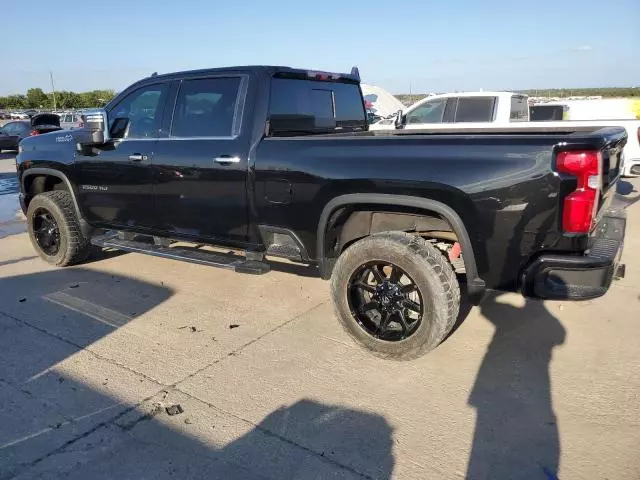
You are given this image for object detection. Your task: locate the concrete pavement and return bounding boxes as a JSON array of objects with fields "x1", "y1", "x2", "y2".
[{"x1": 0, "y1": 160, "x2": 639, "y2": 479}]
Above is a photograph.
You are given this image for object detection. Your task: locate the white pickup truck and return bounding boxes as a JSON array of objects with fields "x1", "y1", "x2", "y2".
[
  {"x1": 370, "y1": 91, "x2": 640, "y2": 176},
  {"x1": 369, "y1": 91, "x2": 529, "y2": 131}
]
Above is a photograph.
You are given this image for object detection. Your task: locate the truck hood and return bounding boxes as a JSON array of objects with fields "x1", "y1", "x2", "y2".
[{"x1": 17, "y1": 129, "x2": 77, "y2": 165}]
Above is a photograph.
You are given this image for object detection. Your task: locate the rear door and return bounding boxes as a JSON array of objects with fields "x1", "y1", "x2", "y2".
[
  {"x1": 151, "y1": 75, "x2": 250, "y2": 242},
  {"x1": 74, "y1": 82, "x2": 170, "y2": 229}
]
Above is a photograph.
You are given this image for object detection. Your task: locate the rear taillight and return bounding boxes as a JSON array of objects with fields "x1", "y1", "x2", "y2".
[
  {"x1": 30, "y1": 130, "x2": 39, "y2": 136},
  {"x1": 557, "y1": 150, "x2": 602, "y2": 233},
  {"x1": 78, "y1": 122, "x2": 84, "y2": 128}
]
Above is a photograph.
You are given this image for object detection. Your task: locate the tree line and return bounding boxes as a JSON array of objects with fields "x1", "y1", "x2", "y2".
[{"x1": 0, "y1": 88, "x2": 117, "y2": 110}]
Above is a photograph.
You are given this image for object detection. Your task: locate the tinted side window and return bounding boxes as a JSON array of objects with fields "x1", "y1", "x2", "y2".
[
  {"x1": 108, "y1": 83, "x2": 168, "y2": 139},
  {"x1": 530, "y1": 105, "x2": 565, "y2": 121},
  {"x1": 171, "y1": 77, "x2": 241, "y2": 138},
  {"x1": 405, "y1": 99, "x2": 447, "y2": 124},
  {"x1": 510, "y1": 96, "x2": 529, "y2": 121},
  {"x1": 454, "y1": 97, "x2": 496, "y2": 122},
  {"x1": 269, "y1": 78, "x2": 366, "y2": 134}
]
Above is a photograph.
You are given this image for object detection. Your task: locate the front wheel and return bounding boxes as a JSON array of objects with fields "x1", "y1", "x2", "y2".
[
  {"x1": 27, "y1": 191, "x2": 91, "y2": 266},
  {"x1": 330, "y1": 232, "x2": 460, "y2": 360}
]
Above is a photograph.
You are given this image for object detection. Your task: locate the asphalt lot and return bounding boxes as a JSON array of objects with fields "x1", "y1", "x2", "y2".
[{"x1": 0, "y1": 154, "x2": 639, "y2": 480}]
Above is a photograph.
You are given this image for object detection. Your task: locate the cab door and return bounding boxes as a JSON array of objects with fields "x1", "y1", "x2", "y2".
[
  {"x1": 74, "y1": 82, "x2": 170, "y2": 230},
  {"x1": 151, "y1": 75, "x2": 250, "y2": 243}
]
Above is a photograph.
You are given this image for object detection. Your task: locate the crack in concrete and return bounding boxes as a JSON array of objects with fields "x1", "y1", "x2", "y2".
[
  {"x1": 1, "y1": 302, "x2": 339, "y2": 479},
  {"x1": 1, "y1": 391, "x2": 165, "y2": 480},
  {"x1": 172, "y1": 387, "x2": 377, "y2": 480},
  {"x1": 0, "y1": 310, "x2": 167, "y2": 387},
  {"x1": 171, "y1": 301, "x2": 326, "y2": 389}
]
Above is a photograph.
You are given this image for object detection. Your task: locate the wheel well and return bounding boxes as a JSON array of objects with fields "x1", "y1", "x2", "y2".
[
  {"x1": 324, "y1": 205, "x2": 459, "y2": 258},
  {"x1": 24, "y1": 174, "x2": 68, "y2": 206}
]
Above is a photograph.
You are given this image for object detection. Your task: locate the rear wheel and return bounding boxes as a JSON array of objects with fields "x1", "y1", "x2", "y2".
[
  {"x1": 330, "y1": 231, "x2": 460, "y2": 360},
  {"x1": 27, "y1": 191, "x2": 91, "y2": 266}
]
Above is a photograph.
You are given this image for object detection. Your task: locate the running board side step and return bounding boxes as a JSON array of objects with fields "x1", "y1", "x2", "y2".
[{"x1": 91, "y1": 233, "x2": 270, "y2": 275}]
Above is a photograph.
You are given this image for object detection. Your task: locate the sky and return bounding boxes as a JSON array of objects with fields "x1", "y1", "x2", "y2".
[{"x1": 2, "y1": 0, "x2": 639, "y2": 96}]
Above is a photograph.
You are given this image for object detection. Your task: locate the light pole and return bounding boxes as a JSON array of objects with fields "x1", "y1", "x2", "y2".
[{"x1": 49, "y1": 71, "x2": 57, "y2": 110}]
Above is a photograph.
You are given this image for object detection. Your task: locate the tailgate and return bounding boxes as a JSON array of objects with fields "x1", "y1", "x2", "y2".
[{"x1": 597, "y1": 128, "x2": 627, "y2": 212}]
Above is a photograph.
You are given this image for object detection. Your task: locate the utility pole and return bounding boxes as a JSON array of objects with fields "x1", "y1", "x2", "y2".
[{"x1": 49, "y1": 71, "x2": 57, "y2": 110}]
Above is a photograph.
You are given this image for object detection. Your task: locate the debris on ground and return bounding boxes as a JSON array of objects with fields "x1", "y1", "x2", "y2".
[
  {"x1": 178, "y1": 326, "x2": 199, "y2": 332},
  {"x1": 57, "y1": 377, "x2": 64, "y2": 383},
  {"x1": 69, "y1": 284, "x2": 79, "y2": 289},
  {"x1": 184, "y1": 417, "x2": 193, "y2": 425},
  {"x1": 165, "y1": 404, "x2": 184, "y2": 416},
  {"x1": 18, "y1": 298, "x2": 26, "y2": 303},
  {"x1": 229, "y1": 324, "x2": 240, "y2": 329}
]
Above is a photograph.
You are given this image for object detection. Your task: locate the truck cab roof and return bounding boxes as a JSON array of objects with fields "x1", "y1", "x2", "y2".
[{"x1": 138, "y1": 65, "x2": 361, "y2": 84}]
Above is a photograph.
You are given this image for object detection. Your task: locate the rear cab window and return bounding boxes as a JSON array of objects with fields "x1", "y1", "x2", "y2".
[
  {"x1": 268, "y1": 75, "x2": 367, "y2": 136},
  {"x1": 454, "y1": 97, "x2": 497, "y2": 123}
]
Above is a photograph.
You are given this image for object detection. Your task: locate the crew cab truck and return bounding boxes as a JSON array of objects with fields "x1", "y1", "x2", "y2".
[
  {"x1": 16, "y1": 65, "x2": 627, "y2": 360},
  {"x1": 369, "y1": 91, "x2": 530, "y2": 130}
]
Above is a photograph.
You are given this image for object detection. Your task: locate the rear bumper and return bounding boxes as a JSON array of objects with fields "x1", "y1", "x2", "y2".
[{"x1": 522, "y1": 209, "x2": 626, "y2": 300}]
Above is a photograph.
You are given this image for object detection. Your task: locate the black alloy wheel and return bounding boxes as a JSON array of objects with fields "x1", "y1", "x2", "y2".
[
  {"x1": 348, "y1": 261, "x2": 423, "y2": 341},
  {"x1": 32, "y1": 207, "x2": 61, "y2": 256}
]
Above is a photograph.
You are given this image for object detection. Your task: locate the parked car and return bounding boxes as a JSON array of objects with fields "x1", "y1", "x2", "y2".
[
  {"x1": 370, "y1": 91, "x2": 530, "y2": 130},
  {"x1": 0, "y1": 115, "x2": 61, "y2": 152},
  {"x1": 16, "y1": 65, "x2": 627, "y2": 359},
  {"x1": 58, "y1": 112, "x2": 84, "y2": 130}
]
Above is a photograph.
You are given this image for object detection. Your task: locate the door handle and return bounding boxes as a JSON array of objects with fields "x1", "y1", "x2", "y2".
[
  {"x1": 214, "y1": 156, "x2": 241, "y2": 165},
  {"x1": 129, "y1": 154, "x2": 148, "y2": 162}
]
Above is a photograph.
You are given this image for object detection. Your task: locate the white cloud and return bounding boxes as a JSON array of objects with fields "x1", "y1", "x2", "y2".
[{"x1": 575, "y1": 45, "x2": 593, "y2": 51}]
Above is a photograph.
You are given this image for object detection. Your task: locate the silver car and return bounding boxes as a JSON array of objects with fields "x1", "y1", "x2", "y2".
[{"x1": 58, "y1": 112, "x2": 84, "y2": 130}]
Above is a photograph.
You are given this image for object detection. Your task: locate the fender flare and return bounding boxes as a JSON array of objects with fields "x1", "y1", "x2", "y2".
[
  {"x1": 21, "y1": 168, "x2": 92, "y2": 236},
  {"x1": 316, "y1": 193, "x2": 486, "y2": 297}
]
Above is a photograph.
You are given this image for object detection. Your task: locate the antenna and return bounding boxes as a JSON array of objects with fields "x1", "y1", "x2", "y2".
[{"x1": 350, "y1": 66, "x2": 360, "y2": 81}]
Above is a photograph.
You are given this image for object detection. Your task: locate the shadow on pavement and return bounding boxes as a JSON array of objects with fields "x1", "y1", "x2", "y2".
[
  {"x1": 0, "y1": 256, "x2": 37, "y2": 267},
  {"x1": 467, "y1": 292, "x2": 565, "y2": 480},
  {"x1": 0, "y1": 267, "x2": 394, "y2": 479}
]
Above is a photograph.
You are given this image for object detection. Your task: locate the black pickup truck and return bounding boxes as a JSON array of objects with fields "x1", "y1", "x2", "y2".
[{"x1": 16, "y1": 65, "x2": 627, "y2": 359}]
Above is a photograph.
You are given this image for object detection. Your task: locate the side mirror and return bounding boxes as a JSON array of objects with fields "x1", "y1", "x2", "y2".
[
  {"x1": 394, "y1": 109, "x2": 404, "y2": 129},
  {"x1": 78, "y1": 109, "x2": 109, "y2": 145}
]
